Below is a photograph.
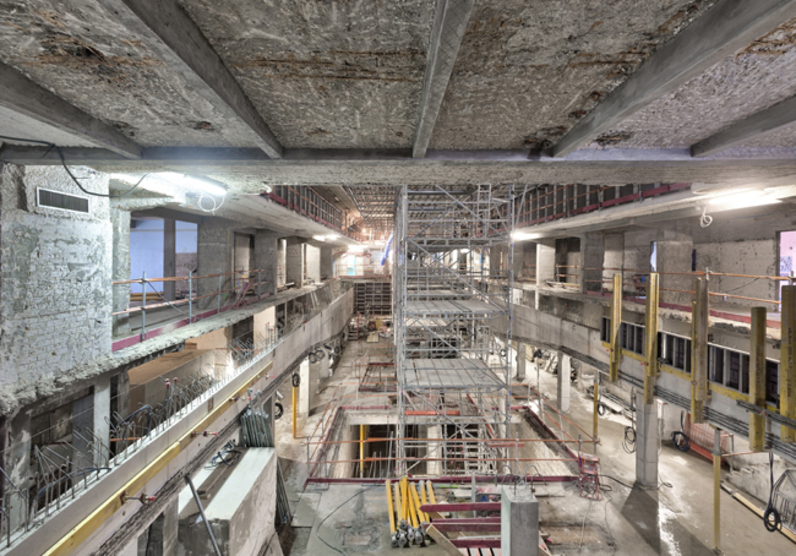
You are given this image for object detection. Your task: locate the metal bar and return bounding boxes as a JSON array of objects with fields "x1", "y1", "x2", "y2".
[
  {"x1": 713, "y1": 427, "x2": 721, "y2": 552},
  {"x1": 782, "y1": 285, "x2": 796, "y2": 442},
  {"x1": 644, "y1": 273, "x2": 660, "y2": 405},
  {"x1": 609, "y1": 273, "x2": 622, "y2": 382},
  {"x1": 185, "y1": 474, "x2": 223, "y2": 556},
  {"x1": 749, "y1": 307, "x2": 767, "y2": 452}
]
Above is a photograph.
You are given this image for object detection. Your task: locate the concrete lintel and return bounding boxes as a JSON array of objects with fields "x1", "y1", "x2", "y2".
[
  {"x1": 0, "y1": 62, "x2": 142, "y2": 158},
  {"x1": 97, "y1": 0, "x2": 283, "y2": 158},
  {"x1": 549, "y1": 0, "x2": 796, "y2": 158},
  {"x1": 692, "y1": 94, "x2": 796, "y2": 157},
  {"x1": 412, "y1": 0, "x2": 475, "y2": 158}
]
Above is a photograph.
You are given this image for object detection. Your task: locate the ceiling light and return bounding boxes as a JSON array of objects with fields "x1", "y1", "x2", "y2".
[
  {"x1": 511, "y1": 232, "x2": 541, "y2": 241},
  {"x1": 348, "y1": 245, "x2": 365, "y2": 253},
  {"x1": 708, "y1": 191, "x2": 781, "y2": 208},
  {"x1": 262, "y1": 183, "x2": 273, "y2": 194},
  {"x1": 176, "y1": 175, "x2": 227, "y2": 196}
]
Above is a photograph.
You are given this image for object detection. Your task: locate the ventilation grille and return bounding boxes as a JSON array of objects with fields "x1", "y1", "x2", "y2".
[{"x1": 37, "y1": 188, "x2": 89, "y2": 214}]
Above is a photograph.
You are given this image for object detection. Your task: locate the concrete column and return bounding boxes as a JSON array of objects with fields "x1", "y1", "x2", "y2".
[
  {"x1": 535, "y1": 242, "x2": 555, "y2": 308},
  {"x1": 604, "y1": 233, "x2": 624, "y2": 294},
  {"x1": 582, "y1": 231, "x2": 605, "y2": 293},
  {"x1": 516, "y1": 342, "x2": 527, "y2": 381},
  {"x1": 254, "y1": 230, "x2": 279, "y2": 297},
  {"x1": 306, "y1": 244, "x2": 321, "y2": 284},
  {"x1": 512, "y1": 243, "x2": 524, "y2": 280},
  {"x1": 197, "y1": 218, "x2": 233, "y2": 309},
  {"x1": 657, "y1": 231, "x2": 694, "y2": 305},
  {"x1": 2, "y1": 410, "x2": 31, "y2": 530},
  {"x1": 501, "y1": 484, "x2": 538, "y2": 556},
  {"x1": 163, "y1": 219, "x2": 176, "y2": 300},
  {"x1": 111, "y1": 207, "x2": 131, "y2": 337},
  {"x1": 557, "y1": 354, "x2": 571, "y2": 412},
  {"x1": 320, "y1": 246, "x2": 333, "y2": 281},
  {"x1": 426, "y1": 425, "x2": 443, "y2": 475},
  {"x1": 93, "y1": 374, "x2": 111, "y2": 465},
  {"x1": 285, "y1": 237, "x2": 305, "y2": 288},
  {"x1": 634, "y1": 391, "x2": 659, "y2": 488},
  {"x1": 163, "y1": 498, "x2": 179, "y2": 556},
  {"x1": 299, "y1": 358, "x2": 318, "y2": 415}
]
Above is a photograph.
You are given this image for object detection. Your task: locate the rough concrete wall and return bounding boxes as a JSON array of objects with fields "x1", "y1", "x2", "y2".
[
  {"x1": 536, "y1": 242, "x2": 555, "y2": 284},
  {"x1": 180, "y1": 0, "x2": 434, "y2": 149},
  {"x1": 111, "y1": 207, "x2": 131, "y2": 337},
  {"x1": 582, "y1": 232, "x2": 604, "y2": 293},
  {"x1": 622, "y1": 228, "x2": 655, "y2": 293},
  {"x1": 657, "y1": 231, "x2": 693, "y2": 305},
  {"x1": 430, "y1": 0, "x2": 716, "y2": 150},
  {"x1": 603, "y1": 232, "x2": 623, "y2": 292},
  {"x1": 0, "y1": 0, "x2": 263, "y2": 148},
  {"x1": 320, "y1": 246, "x2": 333, "y2": 281},
  {"x1": 196, "y1": 217, "x2": 233, "y2": 307},
  {"x1": 0, "y1": 164, "x2": 112, "y2": 388}
]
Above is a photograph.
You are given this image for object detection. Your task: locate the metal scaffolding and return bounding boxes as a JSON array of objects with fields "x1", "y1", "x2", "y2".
[{"x1": 394, "y1": 184, "x2": 515, "y2": 476}]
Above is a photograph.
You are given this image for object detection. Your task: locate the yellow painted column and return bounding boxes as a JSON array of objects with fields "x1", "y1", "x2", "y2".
[
  {"x1": 609, "y1": 273, "x2": 623, "y2": 382},
  {"x1": 643, "y1": 273, "x2": 660, "y2": 405},
  {"x1": 359, "y1": 424, "x2": 366, "y2": 478},
  {"x1": 749, "y1": 307, "x2": 766, "y2": 452},
  {"x1": 593, "y1": 379, "x2": 599, "y2": 451},
  {"x1": 713, "y1": 427, "x2": 721, "y2": 552},
  {"x1": 782, "y1": 286, "x2": 796, "y2": 442},
  {"x1": 292, "y1": 384, "x2": 298, "y2": 439},
  {"x1": 386, "y1": 480, "x2": 396, "y2": 534}
]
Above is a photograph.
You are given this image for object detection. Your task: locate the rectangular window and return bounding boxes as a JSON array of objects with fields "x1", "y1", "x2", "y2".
[
  {"x1": 766, "y1": 360, "x2": 779, "y2": 405},
  {"x1": 727, "y1": 351, "x2": 741, "y2": 390},
  {"x1": 709, "y1": 346, "x2": 724, "y2": 385}
]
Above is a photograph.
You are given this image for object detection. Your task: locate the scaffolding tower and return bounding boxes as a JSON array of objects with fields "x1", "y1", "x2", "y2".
[{"x1": 394, "y1": 184, "x2": 515, "y2": 476}]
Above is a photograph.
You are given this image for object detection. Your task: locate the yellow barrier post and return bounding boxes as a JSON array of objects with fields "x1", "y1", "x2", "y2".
[
  {"x1": 386, "y1": 480, "x2": 396, "y2": 534},
  {"x1": 782, "y1": 286, "x2": 796, "y2": 442},
  {"x1": 359, "y1": 425, "x2": 366, "y2": 478},
  {"x1": 292, "y1": 375, "x2": 298, "y2": 439},
  {"x1": 643, "y1": 273, "x2": 660, "y2": 405},
  {"x1": 691, "y1": 278, "x2": 709, "y2": 422},
  {"x1": 713, "y1": 427, "x2": 721, "y2": 552},
  {"x1": 593, "y1": 379, "x2": 599, "y2": 451},
  {"x1": 609, "y1": 273, "x2": 623, "y2": 382},
  {"x1": 749, "y1": 307, "x2": 766, "y2": 452}
]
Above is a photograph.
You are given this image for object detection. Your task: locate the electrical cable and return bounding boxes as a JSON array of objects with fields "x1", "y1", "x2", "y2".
[
  {"x1": 672, "y1": 411, "x2": 691, "y2": 452},
  {"x1": 699, "y1": 206, "x2": 713, "y2": 228},
  {"x1": 0, "y1": 135, "x2": 147, "y2": 198},
  {"x1": 763, "y1": 451, "x2": 782, "y2": 532}
]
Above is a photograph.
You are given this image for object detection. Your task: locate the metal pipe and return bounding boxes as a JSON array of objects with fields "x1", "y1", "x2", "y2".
[
  {"x1": 292, "y1": 386, "x2": 298, "y2": 439},
  {"x1": 713, "y1": 427, "x2": 721, "y2": 552},
  {"x1": 185, "y1": 474, "x2": 223, "y2": 556},
  {"x1": 593, "y1": 379, "x2": 599, "y2": 453}
]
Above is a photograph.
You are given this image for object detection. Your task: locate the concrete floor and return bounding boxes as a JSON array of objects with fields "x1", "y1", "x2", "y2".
[{"x1": 271, "y1": 341, "x2": 794, "y2": 555}]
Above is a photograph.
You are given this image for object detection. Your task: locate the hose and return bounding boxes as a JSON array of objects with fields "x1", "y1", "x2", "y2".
[
  {"x1": 292, "y1": 374, "x2": 301, "y2": 388},
  {"x1": 671, "y1": 431, "x2": 690, "y2": 452},
  {"x1": 763, "y1": 452, "x2": 781, "y2": 532},
  {"x1": 274, "y1": 402, "x2": 284, "y2": 420}
]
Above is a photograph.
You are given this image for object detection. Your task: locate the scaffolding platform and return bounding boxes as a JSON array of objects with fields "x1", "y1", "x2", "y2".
[
  {"x1": 405, "y1": 299, "x2": 503, "y2": 316},
  {"x1": 404, "y1": 358, "x2": 507, "y2": 390}
]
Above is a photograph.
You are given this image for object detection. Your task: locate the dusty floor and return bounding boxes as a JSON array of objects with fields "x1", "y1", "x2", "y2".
[{"x1": 271, "y1": 342, "x2": 794, "y2": 555}]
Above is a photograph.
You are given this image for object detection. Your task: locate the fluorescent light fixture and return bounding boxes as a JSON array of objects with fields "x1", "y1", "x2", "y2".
[
  {"x1": 460, "y1": 248, "x2": 470, "y2": 254},
  {"x1": 177, "y1": 175, "x2": 227, "y2": 196},
  {"x1": 708, "y1": 191, "x2": 781, "y2": 208},
  {"x1": 312, "y1": 234, "x2": 340, "y2": 242},
  {"x1": 512, "y1": 231, "x2": 541, "y2": 241},
  {"x1": 348, "y1": 245, "x2": 365, "y2": 253}
]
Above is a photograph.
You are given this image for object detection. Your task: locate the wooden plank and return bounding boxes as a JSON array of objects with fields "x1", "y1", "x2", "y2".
[{"x1": 425, "y1": 525, "x2": 465, "y2": 556}]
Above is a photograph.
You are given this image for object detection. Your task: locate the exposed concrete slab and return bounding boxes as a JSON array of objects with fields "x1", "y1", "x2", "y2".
[{"x1": 501, "y1": 484, "x2": 538, "y2": 556}]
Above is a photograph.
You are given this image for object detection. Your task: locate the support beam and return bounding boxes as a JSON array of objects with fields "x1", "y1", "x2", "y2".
[
  {"x1": 549, "y1": 0, "x2": 796, "y2": 157},
  {"x1": 97, "y1": 0, "x2": 282, "y2": 158},
  {"x1": 782, "y1": 286, "x2": 796, "y2": 442},
  {"x1": 693, "y1": 94, "x2": 796, "y2": 157},
  {"x1": 749, "y1": 307, "x2": 767, "y2": 452},
  {"x1": 691, "y1": 278, "x2": 709, "y2": 422},
  {"x1": 0, "y1": 62, "x2": 141, "y2": 158},
  {"x1": 609, "y1": 273, "x2": 622, "y2": 382},
  {"x1": 412, "y1": 0, "x2": 475, "y2": 158},
  {"x1": 643, "y1": 273, "x2": 660, "y2": 405}
]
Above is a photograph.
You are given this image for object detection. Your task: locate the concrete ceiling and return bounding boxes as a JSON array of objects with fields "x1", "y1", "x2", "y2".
[{"x1": 4, "y1": 0, "x2": 796, "y2": 225}]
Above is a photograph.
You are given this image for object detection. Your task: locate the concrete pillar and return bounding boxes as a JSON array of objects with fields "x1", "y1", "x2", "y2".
[
  {"x1": 111, "y1": 207, "x2": 131, "y2": 337},
  {"x1": 634, "y1": 391, "x2": 659, "y2": 488},
  {"x1": 582, "y1": 231, "x2": 605, "y2": 293},
  {"x1": 557, "y1": 354, "x2": 571, "y2": 412},
  {"x1": 197, "y1": 218, "x2": 232, "y2": 309},
  {"x1": 1, "y1": 410, "x2": 31, "y2": 530},
  {"x1": 306, "y1": 244, "x2": 321, "y2": 284},
  {"x1": 299, "y1": 358, "x2": 318, "y2": 415},
  {"x1": 72, "y1": 393, "x2": 94, "y2": 469},
  {"x1": 657, "y1": 231, "x2": 694, "y2": 305},
  {"x1": 93, "y1": 374, "x2": 111, "y2": 465},
  {"x1": 426, "y1": 425, "x2": 443, "y2": 476},
  {"x1": 320, "y1": 246, "x2": 333, "y2": 281},
  {"x1": 163, "y1": 498, "x2": 179, "y2": 556},
  {"x1": 516, "y1": 342, "x2": 527, "y2": 381},
  {"x1": 254, "y1": 230, "x2": 279, "y2": 297},
  {"x1": 512, "y1": 243, "x2": 524, "y2": 280},
  {"x1": 163, "y1": 219, "x2": 176, "y2": 300},
  {"x1": 500, "y1": 484, "x2": 538, "y2": 556},
  {"x1": 285, "y1": 237, "x2": 305, "y2": 288},
  {"x1": 535, "y1": 242, "x2": 555, "y2": 308},
  {"x1": 604, "y1": 233, "x2": 624, "y2": 294}
]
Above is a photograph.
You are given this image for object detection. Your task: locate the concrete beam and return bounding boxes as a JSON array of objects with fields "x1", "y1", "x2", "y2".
[
  {"x1": 692, "y1": 94, "x2": 796, "y2": 157},
  {"x1": 97, "y1": 0, "x2": 283, "y2": 158},
  {"x1": 412, "y1": 0, "x2": 474, "y2": 158},
  {"x1": 0, "y1": 62, "x2": 142, "y2": 158},
  {"x1": 549, "y1": 0, "x2": 796, "y2": 158}
]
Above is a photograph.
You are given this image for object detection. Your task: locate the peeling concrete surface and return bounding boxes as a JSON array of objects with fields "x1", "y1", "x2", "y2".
[
  {"x1": 616, "y1": 17, "x2": 796, "y2": 149},
  {"x1": 179, "y1": 0, "x2": 434, "y2": 149},
  {"x1": 429, "y1": 0, "x2": 716, "y2": 150},
  {"x1": 0, "y1": 0, "x2": 262, "y2": 147}
]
